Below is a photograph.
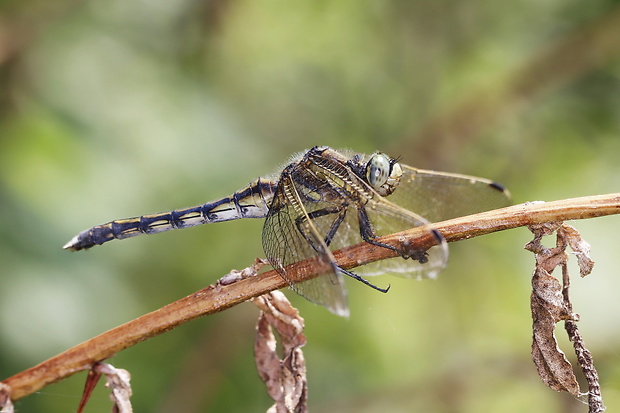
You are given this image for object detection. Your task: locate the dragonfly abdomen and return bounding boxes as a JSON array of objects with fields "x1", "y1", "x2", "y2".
[{"x1": 64, "y1": 178, "x2": 277, "y2": 251}]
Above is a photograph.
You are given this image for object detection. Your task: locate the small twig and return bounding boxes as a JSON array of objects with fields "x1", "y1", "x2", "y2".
[
  {"x1": 559, "y1": 235, "x2": 605, "y2": 413},
  {"x1": 77, "y1": 362, "x2": 132, "y2": 413},
  {"x1": 2, "y1": 193, "x2": 619, "y2": 401}
]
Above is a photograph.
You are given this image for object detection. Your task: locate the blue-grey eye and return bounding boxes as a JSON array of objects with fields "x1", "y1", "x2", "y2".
[
  {"x1": 365, "y1": 153, "x2": 402, "y2": 197},
  {"x1": 366, "y1": 153, "x2": 392, "y2": 189}
]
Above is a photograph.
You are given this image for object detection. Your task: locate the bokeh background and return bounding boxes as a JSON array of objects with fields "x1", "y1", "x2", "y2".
[{"x1": 1, "y1": 1, "x2": 620, "y2": 412}]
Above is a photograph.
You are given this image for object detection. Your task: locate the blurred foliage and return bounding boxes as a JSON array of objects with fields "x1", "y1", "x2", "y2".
[{"x1": 1, "y1": 0, "x2": 620, "y2": 412}]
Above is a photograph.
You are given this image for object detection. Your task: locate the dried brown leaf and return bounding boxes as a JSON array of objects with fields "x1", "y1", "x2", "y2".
[
  {"x1": 0, "y1": 383, "x2": 13, "y2": 413},
  {"x1": 79, "y1": 363, "x2": 132, "y2": 413},
  {"x1": 96, "y1": 363, "x2": 132, "y2": 413},
  {"x1": 526, "y1": 223, "x2": 606, "y2": 412},
  {"x1": 525, "y1": 222, "x2": 566, "y2": 273},
  {"x1": 559, "y1": 224, "x2": 595, "y2": 277},
  {"x1": 254, "y1": 291, "x2": 307, "y2": 413},
  {"x1": 531, "y1": 267, "x2": 580, "y2": 396}
]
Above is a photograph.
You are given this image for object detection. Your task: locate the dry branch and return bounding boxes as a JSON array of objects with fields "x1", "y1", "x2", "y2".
[{"x1": 2, "y1": 193, "x2": 619, "y2": 402}]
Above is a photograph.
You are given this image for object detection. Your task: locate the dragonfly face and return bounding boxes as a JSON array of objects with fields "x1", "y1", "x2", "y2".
[{"x1": 65, "y1": 146, "x2": 511, "y2": 317}]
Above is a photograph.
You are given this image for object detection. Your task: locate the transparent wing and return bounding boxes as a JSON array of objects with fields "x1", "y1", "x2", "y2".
[
  {"x1": 311, "y1": 196, "x2": 448, "y2": 279},
  {"x1": 262, "y1": 177, "x2": 349, "y2": 317},
  {"x1": 387, "y1": 165, "x2": 511, "y2": 223}
]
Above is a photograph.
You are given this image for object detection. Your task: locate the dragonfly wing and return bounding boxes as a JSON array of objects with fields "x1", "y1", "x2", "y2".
[
  {"x1": 262, "y1": 176, "x2": 349, "y2": 317},
  {"x1": 288, "y1": 182, "x2": 448, "y2": 280},
  {"x1": 387, "y1": 165, "x2": 511, "y2": 223},
  {"x1": 326, "y1": 197, "x2": 449, "y2": 279}
]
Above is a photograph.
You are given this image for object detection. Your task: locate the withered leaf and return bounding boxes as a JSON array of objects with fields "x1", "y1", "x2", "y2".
[
  {"x1": 559, "y1": 224, "x2": 595, "y2": 278},
  {"x1": 0, "y1": 382, "x2": 14, "y2": 413},
  {"x1": 97, "y1": 363, "x2": 132, "y2": 413},
  {"x1": 527, "y1": 222, "x2": 606, "y2": 412},
  {"x1": 531, "y1": 267, "x2": 580, "y2": 396},
  {"x1": 79, "y1": 363, "x2": 132, "y2": 413},
  {"x1": 254, "y1": 291, "x2": 307, "y2": 413}
]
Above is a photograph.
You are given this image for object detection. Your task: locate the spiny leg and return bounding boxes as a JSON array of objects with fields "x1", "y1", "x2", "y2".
[
  {"x1": 292, "y1": 208, "x2": 341, "y2": 258},
  {"x1": 294, "y1": 206, "x2": 390, "y2": 292},
  {"x1": 339, "y1": 267, "x2": 390, "y2": 293},
  {"x1": 308, "y1": 207, "x2": 348, "y2": 246},
  {"x1": 356, "y1": 204, "x2": 432, "y2": 264},
  {"x1": 296, "y1": 206, "x2": 347, "y2": 247}
]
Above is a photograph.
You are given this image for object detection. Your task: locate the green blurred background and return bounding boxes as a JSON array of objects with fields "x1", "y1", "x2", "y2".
[{"x1": 1, "y1": 1, "x2": 620, "y2": 412}]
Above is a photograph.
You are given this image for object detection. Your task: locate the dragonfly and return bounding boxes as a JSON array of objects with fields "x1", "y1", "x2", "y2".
[{"x1": 64, "y1": 146, "x2": 510, "y2": 316}]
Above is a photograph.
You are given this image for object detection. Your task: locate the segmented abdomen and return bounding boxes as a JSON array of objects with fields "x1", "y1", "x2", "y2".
[{"x1": 64, "y1": 179, "x2": 277, "y2": 251}]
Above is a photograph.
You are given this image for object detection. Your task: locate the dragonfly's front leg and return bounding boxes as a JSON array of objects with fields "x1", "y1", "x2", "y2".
[{"x1": 356, "y1": 205, "x2": 431, "y2": 264}]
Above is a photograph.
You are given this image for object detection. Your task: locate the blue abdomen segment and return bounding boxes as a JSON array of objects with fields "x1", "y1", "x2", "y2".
[{"x1": 64, "y1": 179, "x2": 277, "y2": 251}]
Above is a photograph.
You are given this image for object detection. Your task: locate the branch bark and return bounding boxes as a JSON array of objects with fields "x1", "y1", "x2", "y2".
[{"x1": 2, "y1": 193, "x2": 620, "y2": 401}]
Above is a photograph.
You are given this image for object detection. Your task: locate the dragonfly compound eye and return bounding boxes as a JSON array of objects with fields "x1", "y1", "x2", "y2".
[{"x1": 366, "y1": 153, "x2": 402, "y2": 196}]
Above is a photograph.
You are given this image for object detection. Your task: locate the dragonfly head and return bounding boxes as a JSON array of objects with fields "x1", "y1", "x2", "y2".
[{"x1": 365, "y1": 153, "x2": 403, "y2": 197}]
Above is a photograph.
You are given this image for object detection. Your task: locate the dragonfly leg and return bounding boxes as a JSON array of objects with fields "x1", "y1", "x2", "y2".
[
  {"x1": 293, "y1": 207, "x2": 341, "y2": 257},
  {"x1": 293, "y1": 207, "x2": 390, "y2": 292},
  {"x1": 401, "y1": 229, "x2": 444, "y2": 264},
  {"x1": 298, "y1": 206, "x2": 348, "y2": 247},
  {"x1": 356, "y1": 205, "x2": 432, "y2": 264},
  {"x1": 339, "y1": 267, "x2": 390, "y2": 293},
  {"x1": 310, "y1": 207, "x2": 348, "y2": 246}
]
